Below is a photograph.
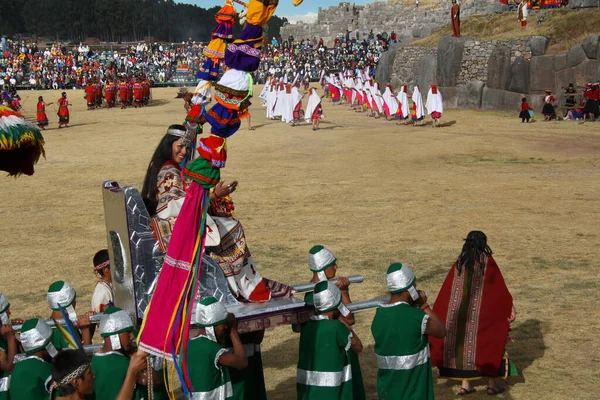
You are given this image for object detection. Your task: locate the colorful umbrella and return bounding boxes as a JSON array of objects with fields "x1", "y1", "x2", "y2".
[{"x1": 0, "y1": 105, "x2": 45, "y2": 176}]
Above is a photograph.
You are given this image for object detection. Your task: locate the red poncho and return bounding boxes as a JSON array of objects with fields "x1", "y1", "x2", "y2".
[{"x1": 430, "y1": 256, "x2": 512, "y2": 376}]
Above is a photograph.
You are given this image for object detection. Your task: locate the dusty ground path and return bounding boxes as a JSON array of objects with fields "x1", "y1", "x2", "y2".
[{"x1": 2, "y1": 87, "x2": 599, "y2": 399}]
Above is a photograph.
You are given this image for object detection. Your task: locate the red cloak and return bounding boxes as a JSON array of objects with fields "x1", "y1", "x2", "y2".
[{"x1": 430, "y1": 256, "x2": 512, "y2": 377}]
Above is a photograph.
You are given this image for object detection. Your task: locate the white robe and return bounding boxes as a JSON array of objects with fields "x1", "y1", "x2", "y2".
[
  {"x1": 382, "y1": 86, "x2": 399, "y2": 116},
  {"x1": 266, "y1": 87, "x2": 277, "y2": 118},
  {"x1": 371, "y1": 82, "x2": 384, "y2": 112},
  {"x1": 412, "y1": 86, "x2": 425, "y2": 120},
  {"x1": 273, "y1": 85, "x2": 285, "y2": 117},
  {"x1": 396, "y1": 87, "x2": 410, "y2": 119},
  {"x1": 281, "y1": 89, "x2": 295, "y2": 123},
  {"x1": 425, "y1": 88, "x2": 444, "y2": 115},
  {"x1": 305, "y1": 90, "x2": 321, "y2": 123}
]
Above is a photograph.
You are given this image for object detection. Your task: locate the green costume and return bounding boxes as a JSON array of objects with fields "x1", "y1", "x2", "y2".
[
  {"x1": 297, "y1": 316, "x2": 354, "y2": 399},
  {"x1": 0, "y1": 338, "x2": 10, "y2": 400},
  {"x1": 10, "y1": 318, "x2": 57, "y2": 400},
  {"x1": 371, "y1": 263, "x2": 434, "y2": 400},
  {"x1": 91, "y1": 351, "x2": 130, "y2": 399},
  {"x1": 304, "y1": 245, "x2": 365, "y2": 400},
  {"x1": 188, "y1": 296, "x2": 234, "y2": 399},
  {"x1": 230, "y1": 343, "x2": 266, "y2": 400},
  {"x1": 188, "y1": 335, "x2": 233, "y2": 399},
  {"x1": 9, "y1": 356, "x2": 51, "y2": 400}
]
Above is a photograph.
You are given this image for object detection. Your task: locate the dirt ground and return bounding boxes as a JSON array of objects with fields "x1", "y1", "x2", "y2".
[{"x1": 2, "y1": 87, "x2": 599, "y2": 399}]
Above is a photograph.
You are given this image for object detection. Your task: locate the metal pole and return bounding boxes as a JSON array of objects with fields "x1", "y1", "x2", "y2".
[
  {"x1": 11, "y1": 314, "x2": 103, "y2": 331},
  {"x1": 13, "y1": 344, "x2": 103, "y2": 363},
  {"x1": 346, "y1": 297, "x2": 390, "y2": 312},
  {"x1": 291, "y1": 275, "x2": 364, "y2": 293}
]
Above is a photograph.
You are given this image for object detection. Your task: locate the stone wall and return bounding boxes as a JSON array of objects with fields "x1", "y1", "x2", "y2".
[
  {"x1": 379, "y1": 34, "x2": 600, "y2": 113},
  {"x1": 457, "y1": 38, "x2": 531, "y2": 85},
  {"x1": 280, "y1": 0, "x2": 503, "y2": 46},
  {"x1": 386, "y1": 46, "x2": 438, "y2": 91}
]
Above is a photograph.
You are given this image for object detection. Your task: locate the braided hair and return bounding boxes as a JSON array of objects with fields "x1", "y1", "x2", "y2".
[{"x1": 456, "y1": 231, "x2": 492, "y2": 275}]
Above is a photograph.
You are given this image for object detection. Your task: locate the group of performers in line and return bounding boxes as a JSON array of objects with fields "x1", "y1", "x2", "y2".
[
  {"x1": 32, "y1": 77, "x2": 154, "y2": 130},
  {"x1": 36, "y1": 92, "x2": 72, "y2": 129},
  {"x1": 0, "y1": 224, "x2": 516, "y2": 399},
  {"x1": 259, "y1": 70, "x2": 445, "y2": 130},
  {"x1": 84, "y1": 77, "x2": 152, "y2": 110}
]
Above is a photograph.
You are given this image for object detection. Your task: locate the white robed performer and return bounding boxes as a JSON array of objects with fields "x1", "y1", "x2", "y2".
[
  {"x1": 305, "y1": 87, "x2": 322, "y2": 130},
  {"x1": 291, "y1": 85, "x2": 304, "y2": 126},
  {"x1": 382, "y1": 84, "x2": 399, "y2": 120},
  {"x1": 411, "y1": 85, "x2": 425, "y2": 125},
  {"x1": 425, "y1": 84, "x2": 444, "y2": 127},
  {"x1": 281, "y1": 84, "x2": 295, "y2": 123},
  {"x1": 396, "y1": 84, "x2": 410, "y2": 121},
  {"x1": 370, "y1": 81, "x2": 384, "y2": 118},
  {"x1": 273, "y1": 82, "x2": 285, "y2": 118},
  {"x1": 266, "y1": 81, "x2": 278, "y2": 119}
]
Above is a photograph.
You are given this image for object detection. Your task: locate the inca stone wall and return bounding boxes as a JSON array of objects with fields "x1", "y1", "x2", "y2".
[
  {"x1": 385, "y1": 46, "x2": 438, "y2": 91},
  {"x1": 457, "y1": 38, "x2": 532, "y2": 85},
  {"x1": 280, "y1": 0, "x2": 504, "y2": 46},
  {"x1": 378, "y1": 34, "x2": 600, "y2": 113}
]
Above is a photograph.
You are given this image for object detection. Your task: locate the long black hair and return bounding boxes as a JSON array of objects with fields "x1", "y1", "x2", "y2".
[
  {"x1": 456, "y1": 231, "x2": 492, "y2": 275},
  {"x1": 141, "y1": 125, "x2": 186, "y2": 215},
  {"x1": 50, "y1": 349, "x2": 89, "y2": 398}
]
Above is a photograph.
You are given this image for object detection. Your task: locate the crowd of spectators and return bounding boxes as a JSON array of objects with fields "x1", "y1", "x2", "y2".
[
  {"x1": 0, "y1": 38, "x2": 207, "y2": 90},
  {"x1": 254, "y1": 31, "x2": 391, "y2": 84},
  {"x1": 0, "y1": 32, "x2": 391, "y2": 91}
]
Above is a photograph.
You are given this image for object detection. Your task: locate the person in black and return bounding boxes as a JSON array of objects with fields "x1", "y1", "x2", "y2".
[{"x1": 564, "y1": 83, "x2": 577, "y2": 115}]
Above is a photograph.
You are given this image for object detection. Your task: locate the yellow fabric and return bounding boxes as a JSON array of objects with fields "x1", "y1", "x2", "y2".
[
  {"x1": 246, "y1": 0, "x2": 278, "y2": 26},
  {"x1": 204, "y1": 40, "x2": 227, "y2": 59}
]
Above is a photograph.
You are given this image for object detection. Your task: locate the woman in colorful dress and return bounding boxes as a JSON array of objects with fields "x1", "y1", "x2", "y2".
[
  {"x1": 36, "y1": 96, "x2": 52, "y2": 129},
  {"x1": 141, "y1": 125, "x2": 290, "y2": 302},
  {"x1": 429, "y1": 231, "x2": 516, "y2": 396},
  {"x1": 57, "y1": 92, "x2": 71, "y2": 128}
]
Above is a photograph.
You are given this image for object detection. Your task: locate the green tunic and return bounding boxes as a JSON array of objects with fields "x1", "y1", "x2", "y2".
[
  {"x1": 297, "y1": 316, "x2": 354, "y2": 400},
  {"x1": 230, "y1": 344, "x2": 266, "y2": 400},
  {"x1": 187, "y1": 335, "x2": 233, "y2": 399},
  {"x1": 371, "y1": 301, "x2": 433, "y2": 400},
  {"x1": 91, "y1": 351, "x2": 130, "y2": 400},
  {"x1": 9, "y1": 356, "x2": 51, "y2": 400},
  {"x1": 91, "y1": 352, "x2": 169, "y2": 400},
  {"x1": 304, "y1": 292, "x2": 366, "y2": 400},
  {"x1": 0, "y1": 338, "x2": 9, "y2": 400}
]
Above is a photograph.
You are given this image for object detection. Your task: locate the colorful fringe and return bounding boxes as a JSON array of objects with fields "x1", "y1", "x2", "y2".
[{"x1": 0, "y1": 105, "x2": 46, "y2": 176}]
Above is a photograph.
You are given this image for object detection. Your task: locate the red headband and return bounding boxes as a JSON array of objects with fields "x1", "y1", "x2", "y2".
[{"x1": 94, "y1": 260, "x2": 110, "y2": 270}]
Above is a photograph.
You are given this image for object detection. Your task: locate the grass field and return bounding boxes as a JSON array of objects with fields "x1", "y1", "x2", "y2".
[
  {"x1": 2, "y1": 87, "x2": 599, "y2": 399},
  {"x1": 411, "y1": 8, "x2": 600, "y2": 55}
]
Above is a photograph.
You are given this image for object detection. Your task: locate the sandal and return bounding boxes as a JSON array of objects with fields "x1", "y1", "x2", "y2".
[
  {"x1": 487, "y1": 387, "x2": 505, "y2": 396},
  {"x1": 458, "y1": 388, "x2": 476, "y2": 396}
]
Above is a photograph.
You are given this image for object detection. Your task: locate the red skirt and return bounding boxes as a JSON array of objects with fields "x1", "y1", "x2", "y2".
[
  {"x1": 311, "y1": 105, "x2": 322, "y2": 121},
  {"x1": 293, "y1": 102, "x2": 303, "y2": 119}
]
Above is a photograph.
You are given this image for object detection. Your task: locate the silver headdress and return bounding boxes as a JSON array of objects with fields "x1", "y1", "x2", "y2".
[
  {"x1": 20, "y1": 319, "x2": 58, "y2": 357},
  {"x1": 47, "y1": 281, "x2": 77, "y2": 320},
  {"x1": 308, "y1": 245, "x2": 337, "y2": 281},
  {"x1": 167, "y1": 126, "x2": 195, "y2": 147},
  {"x1": 386, "y1": 263, "x2": 419, "y2": 301},
  {"x1": 194, "y1": 297, "x2": 229, "y2": 342},
  {"x1": 313, "y1": 281, "x2": 350, "y2": 317},
  {"x1": 99, "y1": 308, "x2": 134, "y2": 351}
]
